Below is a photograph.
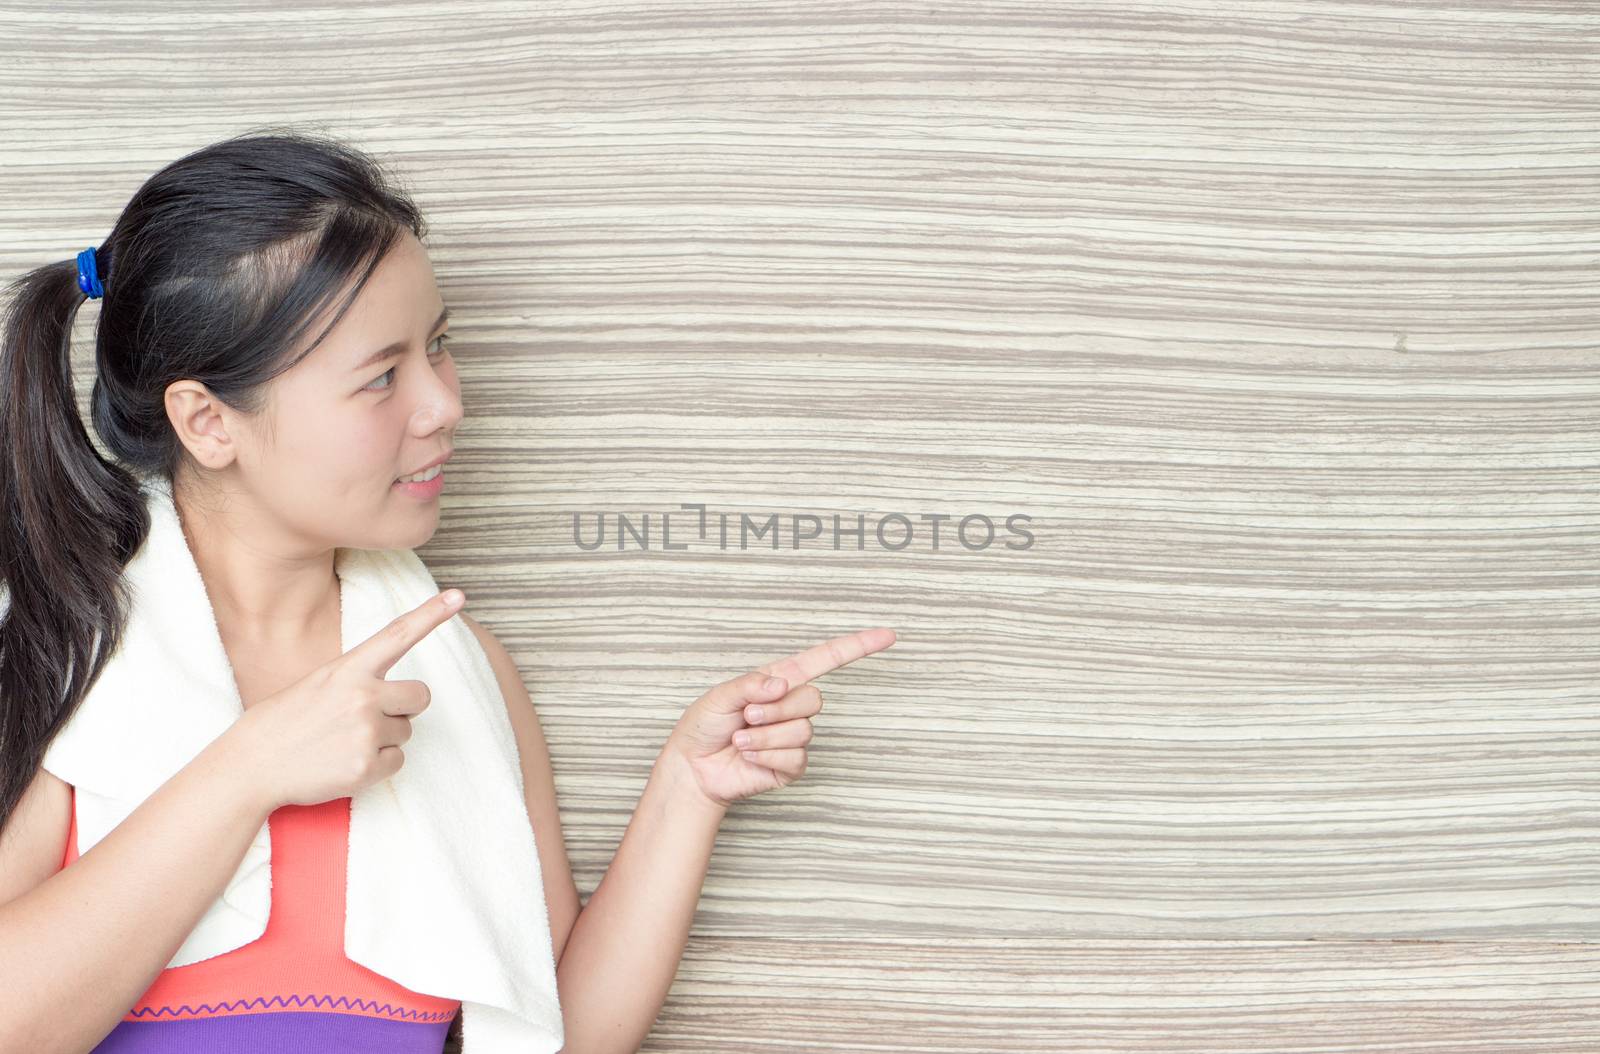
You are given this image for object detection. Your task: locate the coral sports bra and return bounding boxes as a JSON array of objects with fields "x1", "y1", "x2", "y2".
[{"x1": 62, "y1": 784, "x2": 462, "y2": 1053}]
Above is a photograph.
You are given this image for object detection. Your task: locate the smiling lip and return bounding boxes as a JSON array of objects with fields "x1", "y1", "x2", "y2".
[
  {"x1": 396, "y1": 451, "x2": 452, "y2": 480},
  {"x1": 394, "y1": 471, "x2": 445, "y2": 500}
]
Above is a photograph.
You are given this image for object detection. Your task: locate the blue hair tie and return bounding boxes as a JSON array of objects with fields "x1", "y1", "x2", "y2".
[{"x1": 76, "y1": 246, "x2": 105, "y2": 300}]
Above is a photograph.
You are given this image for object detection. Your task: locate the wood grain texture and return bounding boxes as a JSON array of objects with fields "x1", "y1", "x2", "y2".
[
  {"x1": 655, "y1": 938, "x2": 1600, "y2": 1052},
  {"x1": 2, "y1": 0, "x2": 1596, "y2": 1049}
]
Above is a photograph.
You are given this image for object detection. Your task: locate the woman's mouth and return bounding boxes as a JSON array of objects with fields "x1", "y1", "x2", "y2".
[{"x1": 393, "y1": 463, "x2": 445, "y2": 499}]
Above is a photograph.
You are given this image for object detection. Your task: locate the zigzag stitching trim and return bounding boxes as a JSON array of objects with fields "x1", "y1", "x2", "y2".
[{"x1": 125, "y1": 993, "x2": 455, "y2": 1023}]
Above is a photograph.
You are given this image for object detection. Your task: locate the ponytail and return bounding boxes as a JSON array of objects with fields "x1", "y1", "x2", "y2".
[{"x1": 0, "y1": 251, "x2": 147, "y2": 836}]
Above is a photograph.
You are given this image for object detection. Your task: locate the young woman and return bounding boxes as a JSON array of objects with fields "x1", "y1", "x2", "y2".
[{"x1": 0, "y1": 129, "x2": 894, "y2": 1053}]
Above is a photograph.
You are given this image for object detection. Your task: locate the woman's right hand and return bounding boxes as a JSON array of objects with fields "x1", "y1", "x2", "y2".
[{"x1": 230, "y1": 588, "x2": 467, "y2": 810}]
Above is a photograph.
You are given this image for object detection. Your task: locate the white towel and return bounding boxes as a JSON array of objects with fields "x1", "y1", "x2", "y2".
[{"x1": 41, "y1": 471, "x2": 563, "y2": 1053}]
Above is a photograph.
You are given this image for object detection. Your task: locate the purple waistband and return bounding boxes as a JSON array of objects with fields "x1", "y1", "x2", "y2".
[{"x1": 90, "y1": 1010, "x2": 452, "y2": 1054}]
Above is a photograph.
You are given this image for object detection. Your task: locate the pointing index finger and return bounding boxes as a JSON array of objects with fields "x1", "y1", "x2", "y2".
[
  {"x1": 756, "y1": 627, "x2": 896, "y2": 689},
  {"x1": 351, "y1": 588, "x2": 465, "y2": 677}
]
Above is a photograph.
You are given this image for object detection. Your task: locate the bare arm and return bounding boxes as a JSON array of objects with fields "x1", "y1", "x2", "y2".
[
  {"x1": 0, "y1": 727, "x2": 275, "y2": 1054},
  {"x1": 544, "y1": 627, "x2": 894, "y2": 1053},
  {"x1": 553, "y1": 748, "x2": 726, "y2": 1054}
]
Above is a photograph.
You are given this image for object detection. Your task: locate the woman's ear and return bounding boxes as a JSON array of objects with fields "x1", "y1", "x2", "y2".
[{"x1": 164, "y1": 379, "x2": 243, "y2": 471}]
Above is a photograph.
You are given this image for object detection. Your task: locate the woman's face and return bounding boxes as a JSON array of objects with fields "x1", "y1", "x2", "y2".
[{"x1": 168, "y1": 230, "x2": 464, "y2": 553}]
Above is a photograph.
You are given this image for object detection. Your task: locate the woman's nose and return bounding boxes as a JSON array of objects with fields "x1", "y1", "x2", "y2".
[{"x1": 412, "y1": 374, "x2": 464, "y2": 434}]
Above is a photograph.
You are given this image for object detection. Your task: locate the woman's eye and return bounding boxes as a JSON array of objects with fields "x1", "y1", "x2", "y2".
[
  {"x1": 364, "y1": 334, "x2": 450, "y2": 392},
  {"x1": 366, "y1": 365, "x2": 398, "y2": 392}
]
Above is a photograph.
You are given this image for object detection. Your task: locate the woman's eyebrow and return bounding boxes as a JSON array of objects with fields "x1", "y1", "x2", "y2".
[{"x1": 351, "y1": 306, "x2": 450, "y2": 372}]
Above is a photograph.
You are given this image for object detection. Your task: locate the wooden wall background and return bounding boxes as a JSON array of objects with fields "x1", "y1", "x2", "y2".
[{"x1": 4, "y1": 1, "x2": 1597, "y2": 1049}]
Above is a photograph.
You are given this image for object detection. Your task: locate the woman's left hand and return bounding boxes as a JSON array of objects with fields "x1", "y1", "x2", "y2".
[{"x1": 664, "y1": 627, "x2": 897, "y2": 811}]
